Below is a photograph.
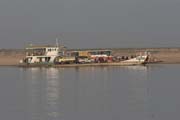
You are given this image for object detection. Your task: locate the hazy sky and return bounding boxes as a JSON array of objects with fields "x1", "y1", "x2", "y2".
[{"x1": 0, "y1": 0, "x2": 180, "y2": 48}]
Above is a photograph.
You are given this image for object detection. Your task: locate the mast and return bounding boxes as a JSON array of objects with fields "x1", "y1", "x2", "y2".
[{"x1": 56, "y1": 38, "x2": 59, "y2": 48}]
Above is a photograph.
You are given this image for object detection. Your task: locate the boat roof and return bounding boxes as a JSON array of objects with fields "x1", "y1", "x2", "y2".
[
  {"x1": 26, "y1": 45, "x2": 65, "y2": 49},
  {"x1": 70, "y1": 49, "x2": 112, "y2": 52}
]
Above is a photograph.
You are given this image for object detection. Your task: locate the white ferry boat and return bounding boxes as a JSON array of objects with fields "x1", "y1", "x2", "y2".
[{"x1": 20, "y1": 45, "x2": 61, "y2": 65}]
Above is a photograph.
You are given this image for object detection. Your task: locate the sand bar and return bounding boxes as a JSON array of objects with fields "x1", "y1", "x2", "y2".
[{"x1": 0, "y1": 48, "x2": 180, "y2": 66}]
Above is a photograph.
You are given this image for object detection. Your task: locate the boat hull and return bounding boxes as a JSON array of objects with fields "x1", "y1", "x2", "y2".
[{"x1": 18, "y1": 61, "x2": 146, "y2": 67}]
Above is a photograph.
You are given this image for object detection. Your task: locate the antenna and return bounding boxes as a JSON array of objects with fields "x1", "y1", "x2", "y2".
[{"x1": 56, "y1": 38, "x2": 59, "y2": 47}]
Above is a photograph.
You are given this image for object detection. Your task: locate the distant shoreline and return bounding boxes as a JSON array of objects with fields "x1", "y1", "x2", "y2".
[{"x1": 0, "y1": 48, "x2": 180, "y2": 66}]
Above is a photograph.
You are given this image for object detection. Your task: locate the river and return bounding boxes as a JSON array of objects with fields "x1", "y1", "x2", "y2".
[{"x1": 0, "y1": 64, "x2": 180, "y2": 120}]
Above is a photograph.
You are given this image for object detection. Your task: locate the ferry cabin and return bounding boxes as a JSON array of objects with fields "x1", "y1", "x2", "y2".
[{"x1": 24, "y1": 45, "x2": 60, "y2": 64}]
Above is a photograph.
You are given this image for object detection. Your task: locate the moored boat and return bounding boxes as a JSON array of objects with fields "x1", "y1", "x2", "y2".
[
  {"x1": 19, "y1": 45, "x2": 62, "y2": 66},
  {"x1": 121, "y1": 54, "x2": 149, "y2": 64},
  {"x1": 19, "y1": 43, "x2": 149, "y2": 67}
]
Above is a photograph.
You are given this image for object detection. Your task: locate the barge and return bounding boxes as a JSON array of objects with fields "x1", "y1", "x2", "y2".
[{"x1": 19, "y1": 44, "x2": 149, "y2": 67}]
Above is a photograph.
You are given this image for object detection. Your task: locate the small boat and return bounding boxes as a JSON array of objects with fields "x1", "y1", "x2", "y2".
[{"x1": 121, "y1": 54, "x2": 149, "y2": 65}]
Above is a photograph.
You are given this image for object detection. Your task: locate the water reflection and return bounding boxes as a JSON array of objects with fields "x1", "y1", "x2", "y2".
[
  {"x1": 24, "y1": 66, "x2": 149, "y2": 120},
  {"x1": 2, "y1": 65, "x2": 180, "y2": 120},
  {"x1": 45, "y1": 68, "x2": 62, "y2": 120},
  {"x1": 26, "y1": 68, "x2": 44, "y2": 120},
  {"x1": 25, "y1": 68, "x2": 64, "y2": 120}
]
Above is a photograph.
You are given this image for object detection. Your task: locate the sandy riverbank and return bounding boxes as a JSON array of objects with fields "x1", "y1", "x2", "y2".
[
  {"x1": 0, "y1": 48, "x2": 180, "y2": 66},
  {"x1": 0, "y1": 49, "x2": 25, "y2": 66}
]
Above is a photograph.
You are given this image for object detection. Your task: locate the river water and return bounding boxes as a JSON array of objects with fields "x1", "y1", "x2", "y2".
[{"x1": 0, "y1": 64, "x2": 180, "y2": 120}]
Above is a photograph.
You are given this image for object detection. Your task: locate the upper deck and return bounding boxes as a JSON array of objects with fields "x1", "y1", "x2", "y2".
[{"x1": 26, "y1": 45, "x2": 60, "y2": 57}]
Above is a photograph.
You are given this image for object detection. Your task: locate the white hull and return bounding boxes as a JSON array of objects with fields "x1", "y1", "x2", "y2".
[{"x1": 122, "y1": 55, "x2": 148, "y2": 64}]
